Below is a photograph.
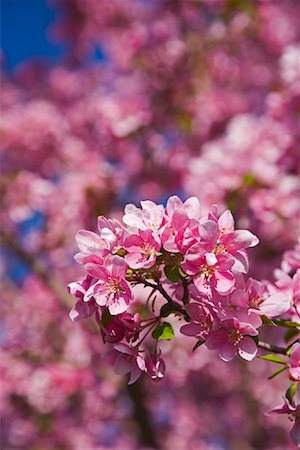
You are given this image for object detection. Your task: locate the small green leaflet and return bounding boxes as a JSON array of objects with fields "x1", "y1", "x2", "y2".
[
  {"x1": 164, "y1": 265, "x2": 180, "y2": 283},
  {"x1": 259, "y1": 354, "x2": 287, "y2": 364},
  {"x1": 193, "y1": 340, "x2": 205, "y2": 352},
  {"x1": 152, "y1": 322, "x2": 175, "y2": 340},
  {"x1": 268, "y1": 366, "x2": 288, "y2": 380},
  {"x1": 286, "y1": 383, "x2": 297, "y2": 403}
]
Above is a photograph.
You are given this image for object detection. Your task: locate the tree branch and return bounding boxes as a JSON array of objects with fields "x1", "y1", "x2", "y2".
[{"x1": 257, "y1": 341, "x2": 288, "y2": 355}]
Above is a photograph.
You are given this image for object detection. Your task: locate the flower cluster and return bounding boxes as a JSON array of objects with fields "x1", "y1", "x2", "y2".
[{"x1": 69, "y1": 196, "x2": 297, "y2": 369}]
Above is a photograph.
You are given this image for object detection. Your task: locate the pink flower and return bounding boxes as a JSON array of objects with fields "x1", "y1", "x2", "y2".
[
  {"x1": 145, "y1": 354, "x2": 166, "y2": 381},
  {"x1": 274, "y1": 269, "x2": 300, "y2": 321},
  {"x1": 103, "y1": 312, "x2": 140, "y2": 343},
  {"x1": 180, "y1": 303, "x2": 213, "y2": 339},
  {"x1": 183, "y1": 246, "x2": 236, "y2": 296},
  {"x1": 205, "y1": 318, "x2": 258, "y2": 361},
  {"x1": 97, "y1": 216, "x2": 125, "y2": 253},
  {"x1": 160, "y1": 209, "x2": 190, "y2": 253},
  {"x1": 123, "y1": 200, "x2": 164, "y2": 233},
  {"x1": 74, "y1": 217, "x2": 124, "y2": 263},
  {"x1": 231, "y1": 277, "x2": 291, "y2": 318},
  {"x1": 112, "y1": 343, "x2": 146, "y2": 384},
  {"x1": 289, "y1": 342, "x2": 300, "y2": 381},
  {"x1": 200, "y1": 216, "x2": 259, "y2": 273},
  {"x1": 68, "y1": 275, "x2": 98, "y2": 321},
  {"x1": 85, "y1": 256, "x2": 132, "y2": 315},
  {"x1": 267, "y1": 386, "x2": 300, "y2": 447},
  {"x1": 124, "y1": 229, "x2": 161, "y2": 269},
  {"x1": 74, "y1": 229, "x2": 107, "y2": 264},
  {"x1": 160, "y1": 196, "x2": 201, "y2": 253}
]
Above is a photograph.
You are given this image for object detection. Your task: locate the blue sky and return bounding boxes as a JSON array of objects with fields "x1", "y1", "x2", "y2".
[{"x1": 1, "y1": 0, "x2": 66, "y2": 70}]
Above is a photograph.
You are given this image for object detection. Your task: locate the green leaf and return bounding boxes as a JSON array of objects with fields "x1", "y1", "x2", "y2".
[
  {"x1": 178, "y1": 266, "x2": 187, "y2": 278},
  {"x1": 268, "y1": 366, "x2": 288, "y2": 380},
  {"x1": 286, "y1": 383, "x2": 297, "y2": 403},
  {"x1": 164, "y1": 265, "x2": 180, "y2": 283},
  {"x1": 261, "y1": 315, "x2": 277, "y2": 326},
  {"x1": 259, "y1": 354, "x2": 287, "y2": 364},
  {"x1": 260, "y1": 353, "x2": 286, "y2": 365},
  {"x1": 193, "y1": 340, "x2": 205, "y2": 351},
  {"x1": 272, "y1": 319, "x2": 300, "y2": 328},
  {"x1": 160, "y1": 304, "x2": 175, "y2": 317},
  {"x1": 284, "y1": 327, "x2": 300, "y2": 343},
  {"x1": 152, "y1": 322, "x2": 175, "y2": 341}
]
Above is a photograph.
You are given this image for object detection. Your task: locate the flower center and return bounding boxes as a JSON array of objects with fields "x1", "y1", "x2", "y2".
[
  {"x1": 249, "y1": 295, "x2": 264, "y2": 309},
  {"x1": 141, "y1": 242, "x2": 155, "y2": 255},
  {"x1": 214, "y1": 242, "x2": 226, "y2": 254},
  {"x1": 106, "y1": 278, "x2": 123, "y2": 294},
  {"x1": 228, "y1": 329, "x2": 243, "y2": 345},
  {"x1": 200, "y1": 265, "x2": 215, "y2": 280}
]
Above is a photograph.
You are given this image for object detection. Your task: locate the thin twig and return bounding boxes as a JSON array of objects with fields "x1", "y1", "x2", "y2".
[{"x1": 257, "y1": 341, "x2": 288, "y2": 355}]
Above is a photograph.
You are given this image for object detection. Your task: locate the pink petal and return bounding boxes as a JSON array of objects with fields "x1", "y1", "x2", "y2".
[
  {"x1": 114, "y1": 354, "x2": 132, "y2": 375},
  {"x1": 111, "y1": 256, "x2": 128, "y2": 279},
  {"x1": 100, "y1": 227, "x2": 116, "y2": 245},
  {"x1": 85, "y1": 263, "x2": 108, "y2": 280},
  {"x1": 166, "y1": 195, "x2": 183, "y2": 216},
  {"x1": 76, "y1": 230, "x2": 104, "y2": 252},
  {"x1": 289, "y1": 366, "x2": 300, "y2": 382},
  {"x1": 199, "y1": 220, "x2": 219, "y2": 249},
  {"x1": 219, "y1": 342, "x2": 237, "y2": 362},
  {"x1": 185, "y1": 303, "x2": 205, "y2": 320},
  {"x1": 222, "y1": 230, "x2": 259, "y2": 251},
  {"x1": 232, "y1": 250, "x2": 249, "y2": 273},
  {"x1": 124, "y1": 234, "x2": 144, "y2": 249},
  {"x1": 194, "y1": 275, "x2": 211, "y2": 295},
  {"x1": 206, "y1": 252, "x2": 218, "y2": 266},
  {"x1": 93, "y1": 285, "x2": 109, "y2": 306},
  {"x1": 128, "y1": 365, "x2": 142, "y2": 385},
  {"x1": 125, "y1": 252, "x2": 147, "y2": 269},
  {"x1": 260, "y1": 293, "x2": 291, "y2": 318},
  {"x1": 290, "y1": 420, "x2": 300, "y2": 448},
  {"x1": 238, "y1": 336, "x2": 257, "y2": 361},
  {"x1": 213, "y1": 270, "x2": 235, "y2": 295},
  {"x1": 114, "y1": 343, "x2": 134, "y2": 355},
  {"x1": 218, "y1": 210, "x2": 235, "y2": 232},
  {"x1": 239, "y1": 322, "x2": 258, "y2": 336},
  {"x1": 180, "y1": 323, "x2": 203, "y2": 337},
  {"x1": 69, "y1": 299, "x2": 96, "y2": 321},
  {"x1": 290, "y1": 343, "x2": 300, "y2": 366},
  {"x1": 184, "y1": 197, "x2": 201, "y2": 219},
  {"x1": 108, "y1": 292, "x2": 130, "y2": 315},
  {"x1": 205, "y1": 329, "x2": 228, "y2": 350}
]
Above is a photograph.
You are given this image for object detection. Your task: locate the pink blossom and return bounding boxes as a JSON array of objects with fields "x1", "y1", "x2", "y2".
[
  {"x1": 200, "y1": 216, "x2": 259, "y2": 273},
  {"x1": 231, "y1": 278, "x2": 291, "y2": 318},
  {"x1": 74, "y1": 230, "x2": 107, "y2": 264},
  {"x1": 180, "y1": 303, "x2": 213, "y2": 339},
  {"x1": 112, "y1": 343, "x2": 146, "y2": 384},
  {"x1": 145, "y1": 354, "x2": 166, "y2": 381},
  {"x1": 85, "y1": 256, "x2": 132, "y2": 315},
  {"x1": 75, "y1": 217, "x2": 125, "y2": 263},
  {"x1": 160, "y1": 195, "x2": 201, "y2": 253},
  {"x1": 183, "y1": 246, "x2": 236, "y2": 296},
  {"x1": 267, "y1": 386, "x2": 300, "y2": 447},
  {"x1": 124, "y1": 229, "x2": 161, "y2": 269},
  {"x1": 103, "y1": 312, "x2": 140, "y2": 343},
  {"x1": 123, "y1": 200, "x2": 164, "y2": 233},
  {"x1": 205, "y1": 318, "x2": 258, "y2": 362},
  {"x1": 68, "y1": 275, "x2": 98, "y2": 321},
  {"x1": 289, "y1": 342, "x2": 300, "y2": 382}
]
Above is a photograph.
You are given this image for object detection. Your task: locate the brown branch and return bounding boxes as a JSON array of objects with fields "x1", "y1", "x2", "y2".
[{"x1": 257, "y1": 341, "x2": 288, "y2": 355}]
